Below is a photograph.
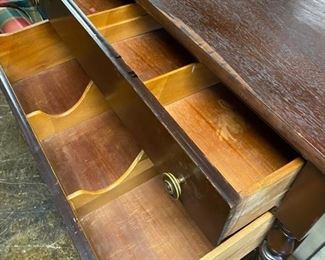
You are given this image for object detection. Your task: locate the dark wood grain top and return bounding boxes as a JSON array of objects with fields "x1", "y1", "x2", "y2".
[{"x1": 137, "y1": 0, "x2": 325, "y2": 172}]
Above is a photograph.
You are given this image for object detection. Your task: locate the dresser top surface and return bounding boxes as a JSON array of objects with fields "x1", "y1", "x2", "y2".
[{"x1": 138, "y1": 0, "x2": 325, "y2": 171}]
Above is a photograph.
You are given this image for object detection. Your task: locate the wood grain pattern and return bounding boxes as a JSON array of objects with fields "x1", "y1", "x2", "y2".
[
  {"x1": 137, "y1": 0, "x2": 325, "y2": 172},
  {"x1": 89, "y1": 4, "x2": 147, "y2": 29},
  {"x1": 41, "y1": 111, "x2": 141, "y2": 195},
  {"x1": 0, "y1": 21, "x2": 71, "y2": 82},
  {"x1": 112, "y1": 29, "x2": 194, "y2": 81},
  {"x1": 223, "y1": 158, "x2": 303, "y2": 238},
  {"x1": 13, "y1": 59, "x2": 88, "y2": 114},
  {"x1": 27, "y1": 82, "x2": 111, "y2": 141},
  {"x1": 202, "y1": 212, "x2": 274, "y2": 260},
  {"x1": 144, "y1": 63, "x2": 219, "y2": 105},
  {"x1": 80, "y1": 176, "x2": 213, "y2": 259},
  {"x1": 68, "y1": 152, "x2": 155, "y2": 210},
  {"x1": 74, "y1": 0, "x2": 130, "y2": 14},
  {"x1": 101, "y1": 15, "x2": 161, "y2": 44},
  {"x1": 166, "y1": 85, "x2": 296, "y2": 192}
]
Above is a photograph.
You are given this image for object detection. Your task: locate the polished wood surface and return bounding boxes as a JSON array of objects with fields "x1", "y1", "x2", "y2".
[
  {"x1": 13, "y1": 60, "x2": 88, "y2": 114},
  {"x1": 112, "y1": 30, "x2": 193, "y2": 81},
  {"x1": 137, "y1": 0, "x2": 325, "y2": 172},
  {"x1": 80, "y1": 176, "x2": 213, "y2": 259},
  {"x1": 42, "y1": 111, "x2": 140, "y2": 195},
  {"x1": 166, "y1": 85, "x2": 296, "y2": 192}
]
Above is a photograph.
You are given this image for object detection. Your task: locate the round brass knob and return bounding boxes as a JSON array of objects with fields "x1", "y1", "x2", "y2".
[{"x1": 162, "y1": 172, "x2": 183, "y2": 199}]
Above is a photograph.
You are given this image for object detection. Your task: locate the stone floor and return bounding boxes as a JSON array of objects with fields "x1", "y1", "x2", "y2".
[{"x1": 0, "y1": 91, "x2": 78, "y2": 259}]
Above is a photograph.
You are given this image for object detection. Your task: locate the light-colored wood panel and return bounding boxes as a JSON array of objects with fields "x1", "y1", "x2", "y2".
[
  {"x1": 101, "y1": 15, "x2": 161, "y2": 44},
  {"x1": 89, "y1": 4, "x2": 147, "y2": 29},
  {"x1": 202, "y1": 212, "x2": 274, "y2": 260},
  {"x1": 68, "y1": 151, "x2": 156, "y2": 210},
  {"x1": 166, "y1": 86, "x2": 296, "y2": 192},
  {"x1": 0, "y1": 21, "x2": 71, "y2": 82},
  {"x1": 144, "y1": 63, "x2": 219, "y2": 105},
  {"x1": 27, "y1": 82, "x2": 110, "y2": 141},
  {"x1": 80, "y1": 176, "x2": 213, "y2": 259}
]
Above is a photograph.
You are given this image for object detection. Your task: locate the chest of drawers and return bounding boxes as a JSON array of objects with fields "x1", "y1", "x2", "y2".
[{"x1": 0, "y1": 0, "x2": 305, "y2": 259}]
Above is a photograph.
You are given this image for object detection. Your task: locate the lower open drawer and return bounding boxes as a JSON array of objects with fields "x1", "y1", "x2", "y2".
[{"x1": 0, "y1": 1, "x2": 304, "y2": 258}]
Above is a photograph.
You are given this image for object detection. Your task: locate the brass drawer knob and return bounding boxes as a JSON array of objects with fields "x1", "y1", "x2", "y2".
[{"x1": 162, "y1": 172, "x2": 184, "y2": 199}]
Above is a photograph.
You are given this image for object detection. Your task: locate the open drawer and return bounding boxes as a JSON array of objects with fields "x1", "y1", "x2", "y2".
[{"x1": 0, "y1": 0, "x2": 304, "y2": 258}]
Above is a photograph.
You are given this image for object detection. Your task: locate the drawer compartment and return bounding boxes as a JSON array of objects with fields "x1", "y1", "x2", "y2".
[
  {"x1": 0, "y1": 1, "x2": 304, "y2": 258},
  {"x1": 61, "y1": 1, "x2": 302, "y2": 241}
]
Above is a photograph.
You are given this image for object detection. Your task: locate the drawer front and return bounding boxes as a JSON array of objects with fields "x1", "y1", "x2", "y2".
[{"x1": 40, "y1": 0, "x2": 236, "y2": 244}]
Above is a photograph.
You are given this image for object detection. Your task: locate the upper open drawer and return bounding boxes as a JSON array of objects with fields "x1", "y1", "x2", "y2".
[{"x1": 0, "y1": 0, "x2": 304, "y2": 255}]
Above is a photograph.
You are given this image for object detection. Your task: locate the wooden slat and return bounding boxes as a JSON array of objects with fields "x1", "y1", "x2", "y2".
[
  {"x1": 101, "y1": 15, "x2": 161, "y2": 44},
  {"x1": 144, "y1": 63, "x2": 219, "y2": 105},
  {"x1": 202, "y1": 212, "x2": 274, "y2": 260},
  {"x1": 89, "y1": 4, "x2": 147, "y2": 29}
]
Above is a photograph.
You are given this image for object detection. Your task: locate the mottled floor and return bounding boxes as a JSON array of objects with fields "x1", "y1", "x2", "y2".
[{"x1": 0, "y1": 92, "x2": 78, "y2": 259}]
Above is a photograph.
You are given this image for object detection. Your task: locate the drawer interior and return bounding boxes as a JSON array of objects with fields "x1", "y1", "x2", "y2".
[
  {"x1": 89, "y1": 3, "x2": 298, "y2": 193},
  {"x1": 0, "y1": 1, "x2": 302, "y2": 259}
]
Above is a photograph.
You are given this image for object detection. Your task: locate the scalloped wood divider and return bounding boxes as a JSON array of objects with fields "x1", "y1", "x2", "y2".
[
  {"x1": 68, "y1": 151, "x2": 156, "y2": 211},
  {"x1": 27, "y1": 82, "x2": 110, "y2": 140}
]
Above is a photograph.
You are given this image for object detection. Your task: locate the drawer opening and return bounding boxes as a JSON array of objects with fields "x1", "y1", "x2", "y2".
[
  {"x1": 94, "y1": 3, "x2": 301, "y2": 195},
  {"x1": 4, "y1": 52, "x2": 148, "y2": 200},
  {"x1": 106, "y1": 26, "x2": 300, "y2": 194},
  {"x1": 100, "y1": 7, "x2": 304, "y2": 237}
]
